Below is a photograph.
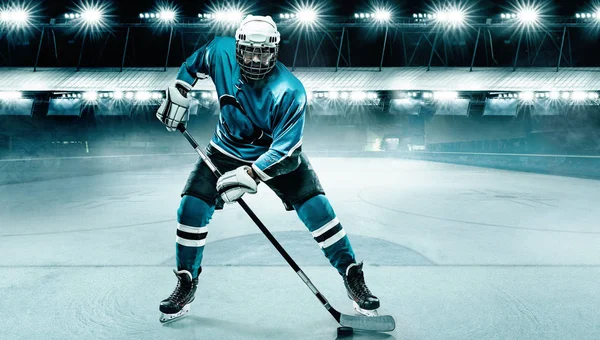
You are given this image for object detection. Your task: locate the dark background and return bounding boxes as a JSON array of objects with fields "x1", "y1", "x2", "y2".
[{"x1": 4, "y1": 0, "x2": 600, "y2": 68}]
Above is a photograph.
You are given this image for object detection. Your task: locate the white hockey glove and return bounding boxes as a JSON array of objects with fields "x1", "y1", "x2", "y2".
[
  {"x1": 216, "y1": 165, "x2": 258, "y2": 204},
  {"x1": 156, "y1": 80, "x2": 192, "y2": 132}
]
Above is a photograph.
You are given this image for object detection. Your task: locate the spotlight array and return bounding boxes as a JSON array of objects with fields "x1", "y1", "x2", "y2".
[
  {"x1": 494, "y1": 91, "x2": 600, "y2": 101},
  {"x1": 501, "y1": 6, "x2": 541, "y2": 26},
  {"x1": 279, "y1": 8, "x2": 317, "y2": 23},
  {"x1": 139, "y1": 9, "x2": 176, "y2": 22},
  {"x1": 435, "y1": 9, "x2": 466, "y2": 26},
  {"x1": 412, "y1": 13, "x2": 437, "y2": 23},
  {"x1": 59, "y1": 91, "x2": 164, "y2": 101},
  {"x1": 63, "y1": 4, "x2": 107, "y2": 30},
  {"x1": 279, "y1": 13, "x2": 298, "y2": 19},
  {"x1": 198, "y1": 13, "x2": 215, "y2": 19},
  {"x1": 354, "y1": 9, "x2": 391, "y2": 22},
  {"x1": 575, "y1": 12, "x2": 599, "y2": 20},
  {"x1": 64, "y1": 13, "x2": 82, "y2": 19},
  {"x1": 5, "y1": 3, "x2": 600, "y2": 27},
  {"x1": 197, "y1": 10, "x2": 243, "y2": 22},
  {"x1": 310, "y1": 91, "x2": 378, "y2": 101}
]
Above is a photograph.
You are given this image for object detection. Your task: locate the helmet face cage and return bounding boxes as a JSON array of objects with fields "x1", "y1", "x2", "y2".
[{"x1": 236, "y1": 42, "x2": 279, "y2": 81}]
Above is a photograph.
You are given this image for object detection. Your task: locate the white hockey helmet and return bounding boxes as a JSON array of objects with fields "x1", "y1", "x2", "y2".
[{"x1": 235, "y1": 15, "x2": 280, "y2": 81}]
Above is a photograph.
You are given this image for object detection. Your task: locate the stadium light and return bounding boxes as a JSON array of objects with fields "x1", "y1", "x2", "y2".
[
  {"x1": 82, "y1": 8, "x2": 102, "y2": 24},
  {"x1": 435, "y1": 8, "x2": 466, "y2": 26},
  {"x1": 412, "y1": 13, "x2": 435, "y2": 22},
  {"x1": 374, "y1": 9, "x2": 391, "y2": 22},
  {"x1": 351, "y1": 91, "x2": 367, "y2": 101},
  {"x1": 297, "y1": 8, "x2": 317, "y2": 23},
  {"x1": 501, "y1": 13, "x2": 518, "y2": 19},
  {"x1": 64, "y1": 13, "x2": 81, "y2": 19},
  {"x1": 549, "y1": 91, "x2": 559, "y2": 99},
  {"x1": 588, "y1": 92, "x2": 599, "y2": 100},
  {"x1": 135, "y1": 91, "x2": 152, "y2": 101},
  {"x1": 355, "y1": 13, "x2": 372, "y2": 19},
  {"x1": 354, "y1": 9, "x2": 391, "y2": 22},
  {"x1": 83, "y1": 91, "x2": 98, "y2": 101},
  {"x1": 214, "y1": 9, "x2": 243, "y2": 22},
  {"x1": 0, "y1": 6, "x2": 31, "y2": 28},
  {"x1": 576, "y1": 12, "x2": 598, "y2": 19},
  {"x1": 517, "y1": 8, "x2": 539, "y2": 25},
  {"x1": 0, "y1": 91, "x2": 22, "y2": 100},
  {"x1": 69, "y1": 2, "x2": 108, "y2": 32},
  {"x1": 561, "y1": 92, "x2": 571, "y2": 100},
  {"x1": 159, "y1": 9, "x2": 176, "y2": 22},
  {"x1": 113, "y1": 91, "x2": 123, "y2": 100},
  {"x1": 571, "y1": 91, "x2": 587, "y2": 101},
  {"x1": 519, "y1": 91, "x2": 534, "y2": 101}
]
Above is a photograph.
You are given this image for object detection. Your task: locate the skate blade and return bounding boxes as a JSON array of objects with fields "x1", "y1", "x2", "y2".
[
  {"x1": 352, "y1": 301, "x2": 379, "y2": 317},
  {"x1": 159, "y1": 304, "x2": 191, "y2": 324}
]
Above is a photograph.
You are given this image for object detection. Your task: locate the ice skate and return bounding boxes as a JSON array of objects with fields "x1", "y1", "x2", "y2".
[
  {"x1": 159, "y1": 269, "x2": 199, "y2": 323},
  {"x1": 343, "y1": 262, "x2": 380, "y2": 317}
]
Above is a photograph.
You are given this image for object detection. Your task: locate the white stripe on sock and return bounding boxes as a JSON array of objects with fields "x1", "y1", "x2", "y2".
[
  {"x1": 311, "y1": 217, "x2": 340, "y2": 238},
  {"x1": 177, "y1": 223, "x2": 208, "y2": 234},
  {"x1": 176, "y1": 236, "x2": 206, "y2": 247},
  {"x1": 319, "y1": 229, "x2": 346, "y2": 249}
]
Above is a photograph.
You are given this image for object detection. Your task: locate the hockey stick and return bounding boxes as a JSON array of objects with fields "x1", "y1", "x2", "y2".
[{"x1": 177, "y1": 125, "x2": 395, "y2": 332}]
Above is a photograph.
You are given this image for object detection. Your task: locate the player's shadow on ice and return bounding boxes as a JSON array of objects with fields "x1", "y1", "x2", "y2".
[
  {"x1": 164, "y1": 315, "x2": 399, "y2": 339},
  {"x1": 336, "y1": 331, "x2": 396, "y2": 340},
  {"x1": 163, "y1": 315, "x2": 297, "y2": 336}
]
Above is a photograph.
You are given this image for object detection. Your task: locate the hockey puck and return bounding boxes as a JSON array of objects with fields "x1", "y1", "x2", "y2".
[{"x1": 337, "y1": 326, "x2": 353, "y2": 337}]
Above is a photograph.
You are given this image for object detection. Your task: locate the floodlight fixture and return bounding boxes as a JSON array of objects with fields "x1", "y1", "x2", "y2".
[{"x1": 519, "y1": 91, "x2": 534, "y2": 101}]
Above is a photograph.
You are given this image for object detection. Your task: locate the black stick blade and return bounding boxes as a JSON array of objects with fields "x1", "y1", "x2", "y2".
[{"x1": 339, "y1": 314, "x2": 396, "y2": 332}]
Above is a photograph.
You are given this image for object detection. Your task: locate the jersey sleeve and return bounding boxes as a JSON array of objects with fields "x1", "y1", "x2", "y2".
[
  {"x1": 251, "y1": 91, "x2": 306, "y2": 181},
  {"x1": 176, "y1": 38, "x2": 217, "y2": 86}
]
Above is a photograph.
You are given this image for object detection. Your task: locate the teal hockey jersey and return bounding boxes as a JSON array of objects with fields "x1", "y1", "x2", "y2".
[{"x1": 176, "y1": 36, "x2": 307, "y2": 182}]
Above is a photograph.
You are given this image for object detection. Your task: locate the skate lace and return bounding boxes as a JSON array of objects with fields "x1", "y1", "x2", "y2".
[
  {"x1": 168, "y1": 279, "x2": 188, "y2": 303},
  {"x1": 349, "y1": 271, "x2": 372, "y2": 300}
]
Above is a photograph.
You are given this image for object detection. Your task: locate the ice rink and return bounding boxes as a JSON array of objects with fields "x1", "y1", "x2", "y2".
[{"x1": 1, "y1": 156, "x2": 599, "y2": 340}]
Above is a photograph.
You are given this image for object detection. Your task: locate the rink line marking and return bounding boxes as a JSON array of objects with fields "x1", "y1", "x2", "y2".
[{"x1": 0, "y1": 219, "x2": 173, "y2": 237}]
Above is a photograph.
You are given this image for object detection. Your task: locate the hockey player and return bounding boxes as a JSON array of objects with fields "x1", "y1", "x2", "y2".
[{"x1": 156, "y1": 15, "x2": 379, "y2": 323}]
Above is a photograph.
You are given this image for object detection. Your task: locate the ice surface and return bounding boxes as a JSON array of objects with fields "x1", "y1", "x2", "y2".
[{"x1": 1, "y1": 157, "x2": 599, "y2": 339}]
